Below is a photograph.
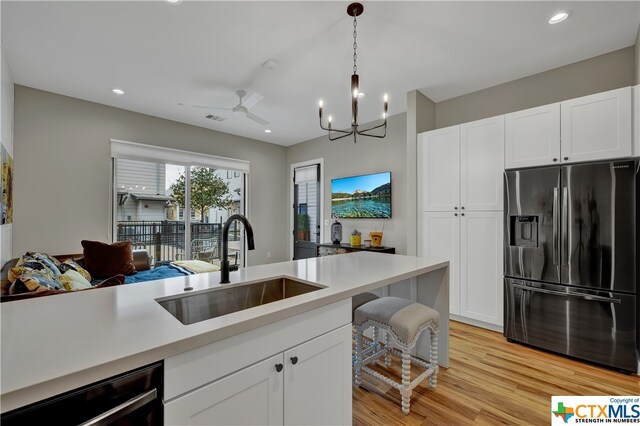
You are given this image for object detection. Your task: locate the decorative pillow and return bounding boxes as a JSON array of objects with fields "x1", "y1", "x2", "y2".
[
  {"x1": 171, "y1": 260, "x2": 221, "y2": 274},
  {"x1": 58, "y1": 260, "x2": 92, "y2": 282},
  {"x1": 81, "y1": 240, "x2": 136, "y2": 279},
  {"x1": 2, "y1": 274, "x2": 127, "y2": 302},
  {"x1": 9, "y1": 259, "x2": 57, "y2": 284},
  {"x1": 58, "y1": 270, "x2": 92, "y2": 291},
  {"x1": 9, "y1": 270, "x2": 64, "y2": 294}
]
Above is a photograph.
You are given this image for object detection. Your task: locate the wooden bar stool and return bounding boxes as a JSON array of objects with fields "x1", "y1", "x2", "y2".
[{"x1": 353, "y1": 296, "x2": 439, "y2": 415}]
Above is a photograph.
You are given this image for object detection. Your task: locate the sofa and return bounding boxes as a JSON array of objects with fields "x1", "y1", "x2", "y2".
[
  {"x1": 1, "y1": 248, "x2": 223, "y2": 302},
  {"x1": 1, "y1": 250, "x2": 151, "y2": 301}
]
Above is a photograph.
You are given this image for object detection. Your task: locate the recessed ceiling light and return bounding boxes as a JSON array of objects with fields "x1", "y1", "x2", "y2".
[
  {"x1": 264, "y1": 129, "x2": 272, "y2": 133},
  {"x1": 166, "y1": 0, "x2": 182, "y2": 4},
  {"x1": 112, "y1": 88, "x2": 124, "y2": 95},
  {"x1": 548, "y1": 11, "x2": 571, "y2": 24}
]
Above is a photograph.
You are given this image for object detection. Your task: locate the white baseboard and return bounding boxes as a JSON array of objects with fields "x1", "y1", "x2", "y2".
[{"x1": 450, "y1": 314, "x2": 503, "y2": 333}]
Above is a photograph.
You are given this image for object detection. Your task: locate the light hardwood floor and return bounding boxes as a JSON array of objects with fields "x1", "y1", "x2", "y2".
[{"x1": 353, "y1": 321, "x2": 640, "y2": 425}]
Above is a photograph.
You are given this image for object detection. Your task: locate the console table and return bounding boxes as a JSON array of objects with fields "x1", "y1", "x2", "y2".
[{"x1": 317, "y1": 243, "x2": 395, "y2": 256}]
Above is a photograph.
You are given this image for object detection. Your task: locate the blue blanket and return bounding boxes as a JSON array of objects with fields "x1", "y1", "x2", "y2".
[{"x1": 124, "y1": 264, "x2": 193, "y2": 284}]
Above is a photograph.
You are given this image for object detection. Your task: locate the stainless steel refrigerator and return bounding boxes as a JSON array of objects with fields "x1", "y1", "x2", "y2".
[{"x1": 504, "y1": 159, "x2": 638, "y2": 372}]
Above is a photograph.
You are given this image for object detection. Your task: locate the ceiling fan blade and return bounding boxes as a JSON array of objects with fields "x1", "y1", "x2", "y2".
[
  {"x1": 246, "y1": 112, "x2": 269, "y2": 126},
  {"x1": 192, "y1": 105, "x2": 233, "y2": 110},
  {"x1": 241, "y1": 92, "x2": 264, "y2": 109}
]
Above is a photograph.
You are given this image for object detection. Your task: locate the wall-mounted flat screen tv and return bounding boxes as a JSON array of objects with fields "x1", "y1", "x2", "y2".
[{"x1": 331, "y1": 171, "x2": 391, "y2": 219}]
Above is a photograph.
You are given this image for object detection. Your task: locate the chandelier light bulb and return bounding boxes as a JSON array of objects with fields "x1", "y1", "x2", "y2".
[
  {"x1": 328, "y1": 115, "x2": 333, "y2": 123},
  {"x1": 319, "y1": 100, "x2": 323, "y2": 108},
  {"x1": 384, "y1": 94, "x2": 388, "y2": 102},
  {"x1": 353, "y1": 89, "x2": 359, "y2": 98}
]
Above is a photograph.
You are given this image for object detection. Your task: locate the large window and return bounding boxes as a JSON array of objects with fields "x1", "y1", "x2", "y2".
[{"x1": 111, "y1": 140, "x2": 248, "y2": 268}]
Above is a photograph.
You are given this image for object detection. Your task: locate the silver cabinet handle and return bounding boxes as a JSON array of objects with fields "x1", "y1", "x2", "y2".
[
  {"x1": 562, "y1": 187, "x2": 569, "y2": 266},
  {"x1": 512, "y1": 283, "x2": 620, "y2": 304},
  {"x1": 79, "y1": 388, "x2": 157, "y2": 426},
  {"x1": 552, "y1": 187, "x2": 558, "y2": 265}
]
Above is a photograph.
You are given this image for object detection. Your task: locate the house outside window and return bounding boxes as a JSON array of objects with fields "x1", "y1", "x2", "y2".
[{"x1": 111, "y1": 141, "x2": 248, "y2": 268}]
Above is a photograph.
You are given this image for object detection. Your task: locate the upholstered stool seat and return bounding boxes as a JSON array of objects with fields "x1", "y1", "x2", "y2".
[
  {"x1": 351, "y1": 292, "x2": 380, "y2": 320},
  {"x1": 353, "y1": 296, "x2": 439, "y2": 415}
]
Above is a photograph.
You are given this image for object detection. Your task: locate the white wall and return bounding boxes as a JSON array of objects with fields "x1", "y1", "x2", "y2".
[
  {"x1": 13, "y1": 86, "x2": 288, "y2": 266},
  {"x1": 0, "y1": 46, "x2": 14, "y2": 265},
  {"x1": 286, "y1": 113, "x2": 408, "y2": 255}
]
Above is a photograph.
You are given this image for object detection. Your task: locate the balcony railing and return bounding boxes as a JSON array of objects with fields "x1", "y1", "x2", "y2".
[{"x1": 116, "y1": 220, "x2": 240, "y2": 266}]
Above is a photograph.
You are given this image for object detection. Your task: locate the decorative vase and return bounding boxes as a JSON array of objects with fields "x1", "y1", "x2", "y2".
[{"x1": 331, "y1": 220, "x2": 343, "y2": 245}]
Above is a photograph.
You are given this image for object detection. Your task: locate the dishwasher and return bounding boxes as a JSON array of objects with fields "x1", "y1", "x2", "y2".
[{"x1": 1, "y1": 361, "x2": 163, "y2": 425}]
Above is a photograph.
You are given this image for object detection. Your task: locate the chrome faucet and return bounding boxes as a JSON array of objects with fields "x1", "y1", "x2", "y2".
[{"x1": 220, "y1": 214, "x2": 255, "y2": 284}]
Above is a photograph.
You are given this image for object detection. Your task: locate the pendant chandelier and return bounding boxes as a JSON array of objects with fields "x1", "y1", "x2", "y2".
[{"x1": 318, "y1": 2, "x2": 388, "y2": 143}]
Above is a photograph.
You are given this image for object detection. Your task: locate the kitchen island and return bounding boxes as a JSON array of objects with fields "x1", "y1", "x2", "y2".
[{"x1": 1, "y1": 252, "x2": 449, "y2": 423}]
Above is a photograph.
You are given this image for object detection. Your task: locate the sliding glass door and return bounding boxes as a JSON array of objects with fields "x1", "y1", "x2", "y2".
[{"x1": 113, "y1": 158, "x2": 245, "y2": 267}]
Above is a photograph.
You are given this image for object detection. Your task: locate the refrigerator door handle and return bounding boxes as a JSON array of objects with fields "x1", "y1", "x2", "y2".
[
  {"x1": 552, "y1": 187, "x2": 559, "y2": 265},
  {"x1": 512, "y1": 283, "x2": 621, "y2": 304},
  {"x1": 561, "y1": 187, "x2": 569, "y2": 266}
]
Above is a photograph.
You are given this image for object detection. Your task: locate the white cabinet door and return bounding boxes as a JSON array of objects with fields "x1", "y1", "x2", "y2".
[
  {"x1": 284, "y1": 324, "x2": 352, "y2": 426},
  {"x1": 460, "y1": 116, "x2": 505, "y2": 211},
  {"x1": 164, "y1": 353, "x2": 284, "y2": 426},
  {"x1": 459, "y1": 211, "x2": 503, "y2": 326},
  {"x1": 561, "y1": 87, "x2": 632, "y2": 163},
  {"x1": 505, "y1": 103, "x2": 560, "y2": 169},
  {"x1": 421, "y1": 212, "x2": 460, "y2": 316},
  {"x1": 419, "y1": 126, "x2": 460, "y2": 211}
]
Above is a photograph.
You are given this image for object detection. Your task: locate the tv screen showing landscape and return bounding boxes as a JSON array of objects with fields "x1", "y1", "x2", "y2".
[{"x1": 331, "y1": 172, "x2": 391, "y2": 219}]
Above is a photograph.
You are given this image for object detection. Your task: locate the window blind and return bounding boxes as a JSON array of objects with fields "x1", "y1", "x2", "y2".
[
  {"x1": 110, "y1": 139, "x2": 250, "y2": 173},
  {"x1": 294, "y1": 164, "x2": 319, "y2": 184}
]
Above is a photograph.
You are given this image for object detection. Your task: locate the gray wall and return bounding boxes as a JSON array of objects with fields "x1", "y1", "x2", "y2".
[
  {"x1": 435, "y1": 46, "x2": 636, "y2": 128},
  {"x1": 0, "y1": 47, "x2": 14, "y2": 265},
  {"x1": 405, "y1": 91, "x2": 435, "y2": 256},
  {"x1": 13, "y1": 86, "x2": 288, "y2": 265},
  {"x1": 636, "y1": 27, "x2": 640, "y2": 84},
  {"x1": 286, "y1": 113, "x2": 407, "y2": 255}
]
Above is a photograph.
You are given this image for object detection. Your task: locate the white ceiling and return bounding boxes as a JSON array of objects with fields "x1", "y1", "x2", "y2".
[{"x1": 2, "y1": 1, "x2": 639, "y2": 146}]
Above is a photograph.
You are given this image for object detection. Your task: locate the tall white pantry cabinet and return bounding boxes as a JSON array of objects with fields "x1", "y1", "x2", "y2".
[{"x1": 418, "y1": 116, "x2": 505, "y2": 331}]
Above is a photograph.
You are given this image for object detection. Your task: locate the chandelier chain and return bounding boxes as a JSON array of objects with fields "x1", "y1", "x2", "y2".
[{"x1": 352, "y1": 13, "x2": 358, "y2": 74}]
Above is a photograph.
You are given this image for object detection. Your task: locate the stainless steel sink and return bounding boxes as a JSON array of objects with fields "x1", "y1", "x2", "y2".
[{"x1": 156, "y1": 277, "x2": 324, "y2": 325}]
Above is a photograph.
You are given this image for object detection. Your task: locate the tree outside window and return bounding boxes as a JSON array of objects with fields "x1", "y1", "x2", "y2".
[{"x1": 170, "y1": 167, "x2": 233, "y2": 223}]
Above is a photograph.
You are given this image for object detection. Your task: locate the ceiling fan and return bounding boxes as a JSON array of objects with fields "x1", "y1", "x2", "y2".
[{"x1": 193, "y1": 90, "x2": 269, "y2": 125}]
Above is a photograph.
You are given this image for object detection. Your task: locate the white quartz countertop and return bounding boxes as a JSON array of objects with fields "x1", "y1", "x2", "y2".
[{"x1": 1, "y1": 252, "x2": 448, "y2": 412}]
